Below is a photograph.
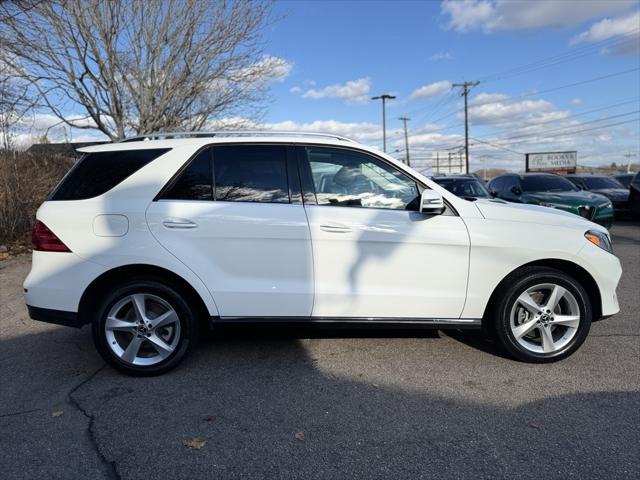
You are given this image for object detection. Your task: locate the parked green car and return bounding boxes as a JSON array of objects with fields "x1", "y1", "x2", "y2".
[{"x1": 487, "y1": 173, "x2": 614, "y2": 228}]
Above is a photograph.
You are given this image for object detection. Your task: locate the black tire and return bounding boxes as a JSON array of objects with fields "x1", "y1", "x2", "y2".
[
  {"x1": 92, "y1": 278, "x2": 199, "y2": 376},
  {"x1": 491, "y1": 266, "x2": 592, "y2": 363}
]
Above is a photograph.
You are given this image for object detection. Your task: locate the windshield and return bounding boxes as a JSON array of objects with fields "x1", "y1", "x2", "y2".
[
  {"x1": 583, "y1": 177, "x2": 624, "y2": 189},
  {"x1": 615, "y1": 175, "x2": 633, "y2": 188},
  {"x1": 433, "y1": 178, "x2": 489, "y2": 198},
  {"x1": 521, "y1": 175, "x2": 578, "y2": 193}
]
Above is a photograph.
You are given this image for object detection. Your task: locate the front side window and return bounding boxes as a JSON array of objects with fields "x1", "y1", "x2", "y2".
[
  {"x1": 305, "y1": 147, "x2": 419, "y2": 210},
  {"x1": 213, "y1": 145, "x2": 289, "y2": 203}
]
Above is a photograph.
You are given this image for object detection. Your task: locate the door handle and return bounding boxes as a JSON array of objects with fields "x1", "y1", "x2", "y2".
[
  {"x1": 320, "y1": 224, "x2": 352, "y2": 233},
  {"x1": 162, "y1": 218, "x2": 198, "y2": 229}
]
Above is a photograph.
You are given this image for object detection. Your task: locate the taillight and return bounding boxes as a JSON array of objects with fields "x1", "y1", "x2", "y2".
[{"x1": 31, "y1": 221, "x2": 71, "y2": 252}]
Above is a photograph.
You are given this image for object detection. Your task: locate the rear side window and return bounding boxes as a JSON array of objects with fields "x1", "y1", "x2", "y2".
[
  {"x1": 162, "y1": 148, "x2": 213, "y2": 201},
  {"x1": 50, "y1": 148, "x2": 170, "y2": 200},
  {"x1": 213, "y1": 145, "x2": 289, "y2": 203}
]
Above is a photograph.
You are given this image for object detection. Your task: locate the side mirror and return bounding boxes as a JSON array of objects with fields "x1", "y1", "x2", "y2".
[
  {"x1": 420, "y1": 189, "x2": 445, "y2": 215},
  {"x1": 489, "y1": 189, "x2": 498, "y2": 198},
  {"x1": 510, "y1": 186, "x2": 522, "y2": 196}
]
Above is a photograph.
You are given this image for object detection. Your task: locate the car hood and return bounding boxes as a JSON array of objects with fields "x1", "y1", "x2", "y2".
[
  {"x1": 587, "y1": 188, "x2": 629, "y2": 201},
  {"x1": 473, "y1": 199, "x2": 606, "y2": 232},
  {"x1": 522, "y1": 190, "x2": 608, "y2": 206}
]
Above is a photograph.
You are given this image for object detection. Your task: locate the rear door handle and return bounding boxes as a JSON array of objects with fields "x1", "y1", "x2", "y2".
[
  {"x1": 320, "y1": 223, "x2": 352, "y2": 233},
  {"x1": 162, "y1": 218, "x2": 198, "y2": 229}
]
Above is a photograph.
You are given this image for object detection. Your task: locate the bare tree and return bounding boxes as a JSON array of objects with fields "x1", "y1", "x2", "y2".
[
  {"x1": 0, "y1": 57, "x2": 32, "y2": 150},
  {"x1": 0, "y1": 0, "x2": 282, "y2": 140}
]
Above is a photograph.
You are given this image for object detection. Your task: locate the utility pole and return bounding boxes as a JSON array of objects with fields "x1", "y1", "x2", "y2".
[
  {"x1": 623, "y1": 151, "x2": 637, "y2": 173},
  {"x1": 399, "y1": 116, "x2": 411, "y2": 166},
  {"x1": 452, "y1": 81, "x2": 479, "y2": 174},
  {"x1": 371, "y1": 94, "x2": 396, "y2": 152}
]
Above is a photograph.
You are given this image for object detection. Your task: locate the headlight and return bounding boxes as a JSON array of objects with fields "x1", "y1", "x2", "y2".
[
  {"x1": 585, "y1": 230, "x2": 613, "y2": 253},
  {"x1": 600, "y1": 201, "x2": 613, "y2": 208}
]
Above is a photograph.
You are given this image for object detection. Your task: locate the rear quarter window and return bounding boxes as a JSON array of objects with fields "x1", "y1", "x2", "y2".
[{"x1": 49, "y1": 148, "x2": 170, "y2": 200}]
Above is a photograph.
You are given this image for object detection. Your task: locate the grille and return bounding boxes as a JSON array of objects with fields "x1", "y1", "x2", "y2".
[{"x1": 578, "y1": 206, "x2": 595, "y2": 219}]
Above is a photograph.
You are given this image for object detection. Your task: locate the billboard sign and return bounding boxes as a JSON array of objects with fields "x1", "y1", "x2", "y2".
[{"x1": 526, "y1": 151, "x2": 577, "y2": 173}]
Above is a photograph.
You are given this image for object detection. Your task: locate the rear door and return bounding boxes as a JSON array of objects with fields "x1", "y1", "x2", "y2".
[
  {"x1": 146, "y1": 144, "x2": 313, "y2": 318},
  {"x1": 299, "y1": 145, "x2": 470, "y2": 320}
]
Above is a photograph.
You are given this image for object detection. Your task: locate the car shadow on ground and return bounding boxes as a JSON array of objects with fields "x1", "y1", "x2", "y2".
[{"x1": 1, "y1": 323, "x2": 638, "y2": 479}]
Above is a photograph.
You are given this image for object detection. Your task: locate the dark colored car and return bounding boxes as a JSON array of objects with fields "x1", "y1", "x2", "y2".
[
  {"x1": 487, "y1": 173, "x2": 614, "y2": 228},
  {"x1": 566, "y1": 174, "x2": 629, "y2": 217},
  {"x1": 431, "y1": 174, "x2": 490, "y2": 200},
  {"x1": 614, "y1": 173, "x2": 636, "y2": 189},
  {"x1": 629, "y1": 172, "x2": 640, "y2": 219}
]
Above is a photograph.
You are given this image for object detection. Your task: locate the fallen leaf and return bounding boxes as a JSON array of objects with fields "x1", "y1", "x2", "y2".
[
  {"x1": 183, "y1": 438, "x2": 206, "y2": 449},
  {"x1": 295, "y1": 431, "x2": 305, "y2": 441},
  {"x1": 51, "y1": 411, "x2": 63, "y2": 417},
  {"x1": 528, "y1": 423, "x2": 540, "y2": 429}
]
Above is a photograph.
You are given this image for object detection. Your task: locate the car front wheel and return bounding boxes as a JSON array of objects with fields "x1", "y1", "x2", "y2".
[
  {"x1": 493, "y1": 267, "x2": 592, "y2": 363},
  {"x1": 92, "y1": 279, "x2": 198, "y2": 375}
]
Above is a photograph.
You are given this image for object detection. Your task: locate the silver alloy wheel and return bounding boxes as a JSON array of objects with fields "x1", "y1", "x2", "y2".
[
  {"x1": 105, "y1": 293, "x2": 181, "y2": 366},
  {"x1": 509, "y1": 283, "x2": 581, "y2": 354}
]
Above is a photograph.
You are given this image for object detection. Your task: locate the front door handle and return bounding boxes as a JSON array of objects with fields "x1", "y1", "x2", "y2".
[
  {"x1": 162, "y1": 218, "x2": 198, "y2": 229},
  {"x1": 320, "y1": 223, "x2": 352, "y2": 233}
]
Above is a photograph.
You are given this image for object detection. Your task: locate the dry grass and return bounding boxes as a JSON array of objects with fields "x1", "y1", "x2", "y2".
[{"x1": 0, "y1": 150, "x2": 73, "y2": 244}]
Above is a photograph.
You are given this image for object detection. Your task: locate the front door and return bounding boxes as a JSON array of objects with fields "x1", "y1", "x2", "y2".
[
  {"x1": 146, "y1": 144, "x2": 313, "y2": 318},
  {"x1": 300, "y1": 145, "x2": 470, "y2": 319}
]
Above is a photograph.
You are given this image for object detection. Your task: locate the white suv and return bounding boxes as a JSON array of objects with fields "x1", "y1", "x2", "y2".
[{"x1": 24, "y1": 132, "x2": 622, "y2": 375}]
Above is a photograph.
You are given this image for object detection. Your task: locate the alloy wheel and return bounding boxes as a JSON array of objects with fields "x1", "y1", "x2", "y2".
[
  {"x1": 105, "y1": 293, "x2": 181, "y2": 366},
  {"x1": 509, "y1": 283, "x2": 581, "y2": 354}
]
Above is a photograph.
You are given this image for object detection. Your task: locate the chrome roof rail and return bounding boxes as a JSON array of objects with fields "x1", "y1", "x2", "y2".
[{"x1": 119, "y1": 131, "x2": 355, "y2": 143}]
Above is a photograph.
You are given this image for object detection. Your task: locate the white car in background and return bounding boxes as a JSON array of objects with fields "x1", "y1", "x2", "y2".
[{"x1": 24, "y1": 132, "x2": 622, "y2": 375}]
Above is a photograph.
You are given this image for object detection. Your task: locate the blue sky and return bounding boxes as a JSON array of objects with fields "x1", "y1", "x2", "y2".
[
  {"x1": 23, "y1": 0, "x2": 640, "y2": 172},
  {"x1": 259, "y1": 0, "x2": 640, "y2": 171}
]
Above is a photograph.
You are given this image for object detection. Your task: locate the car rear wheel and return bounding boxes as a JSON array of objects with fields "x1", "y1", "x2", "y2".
[
  {"x1": 493, "y1": 267, "x2": 592, "y2": 363},
  {"x1": 93, "y1": 279, "x2": 198, "y2": 375}
]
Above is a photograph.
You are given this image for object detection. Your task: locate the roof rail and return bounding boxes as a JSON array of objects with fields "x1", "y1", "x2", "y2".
[{"x1": 119, "y1": 131, "x2": 355, "y2": 143}]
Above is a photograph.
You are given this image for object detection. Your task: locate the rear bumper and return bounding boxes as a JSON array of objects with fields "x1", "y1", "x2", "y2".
[{"x1": 26, "y1": 305, "x2": 85, "y2": 328}]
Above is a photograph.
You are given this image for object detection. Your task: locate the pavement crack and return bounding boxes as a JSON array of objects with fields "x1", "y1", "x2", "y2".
[
  {"x1": 67, "y1": 365, "x2": 121, "y2": 480},
  {"x1": 0, "y1": 408, "x2": 40, "y2": 418}
]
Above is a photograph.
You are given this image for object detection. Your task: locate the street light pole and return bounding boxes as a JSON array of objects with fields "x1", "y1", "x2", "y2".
[
  {"x1": 372, "y1": 94, "x2": 396, "y2": 152},
  {"x1": 399, "y1": 116, "x2": 410, "y2": 166}
]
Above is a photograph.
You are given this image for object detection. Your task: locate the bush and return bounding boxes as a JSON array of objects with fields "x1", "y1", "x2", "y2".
[{"x1": 0, "y1": 150, "x2": 73, "y2": 243}]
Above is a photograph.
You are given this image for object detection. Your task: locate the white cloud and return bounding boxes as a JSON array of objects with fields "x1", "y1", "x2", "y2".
[
  {"x1": 469, "y1": 92, "x2": 509, "y2": 105},
  {"x1": 572, "y1": 11, "x2": 640, "y2": 55},
  {"x1": 248, "y1": 55, "x2": 293, "y2": 82},
  {"x1": 409, "y1": 80, "x2": 451, "y2": 100},
  {"x1": 429, "y1": 51, "x2": 453, "y2": 61},
  {"x1": 300, "y1": 78, "x2": 372, "y2": 104},
  {"x1": 469, "y1": 96, "x2": 555, "y2": 125},
  {"x1": 571, "y1": 98, "x2": 583, "y2": 105},
  {"x1": 441, "y1": 0, "x2": 636, "y2": 33},
  {"x1": 289, "y1": 86, "x2": 302, "y2": 94}
]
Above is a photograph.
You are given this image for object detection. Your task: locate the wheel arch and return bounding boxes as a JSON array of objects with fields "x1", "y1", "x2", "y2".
[
  {"x1": 78, "y1": 264, "x2": 211, "y2": 327},
  {"x1": 482, "y1": 258, "x2": 602, "y2": 327}
]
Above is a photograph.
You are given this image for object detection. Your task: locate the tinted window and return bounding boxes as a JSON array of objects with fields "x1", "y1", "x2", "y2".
[
  {"x1": 521, "y1": 175, "x2": 579, "y2": 192},
  {"x1": 582, "y1": 177, "x2": 625, "y2": 189},
  {"x1": 615, "y1": 174, "x2": 633, "y2": 188},
  {"x1": 213, "y1": 145, "x2": 289, "y2": 203},
  {"x1": 162, "y1": 148, "x2": 213, "y2": 200},
  {"x1": 50, "y1": 148, "x2": 170, "y2": 200},
  {"x1": 489, "y1": 177, "x2": 504, "y2": 192},
  {"x1": 306, "y1": 147, "x2": 419, "y2": 210},
  {"x1": 433, "y1": 178, "x2": 489, "y2": 198},
  {"x1": 632, "y1": 173, "x2": 640, "y2": 186}
]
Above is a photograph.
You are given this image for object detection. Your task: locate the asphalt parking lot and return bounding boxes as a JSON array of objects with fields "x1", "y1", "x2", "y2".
[{"x1": 1, "y1": 222, "x2": 638, "y2": 480}]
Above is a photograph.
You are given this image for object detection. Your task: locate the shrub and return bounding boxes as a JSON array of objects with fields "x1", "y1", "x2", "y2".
[{"x1": 0, "y1": 150, "x2": 73, "y2": 243}]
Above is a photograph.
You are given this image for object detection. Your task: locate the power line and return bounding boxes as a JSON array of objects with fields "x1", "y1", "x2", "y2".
[
  {"x1": 479, "y1": 29, "x2": 640, "y2": 84},
  {"x1": 471, "y1": 117, "x2": 640, "y2": 149}
]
